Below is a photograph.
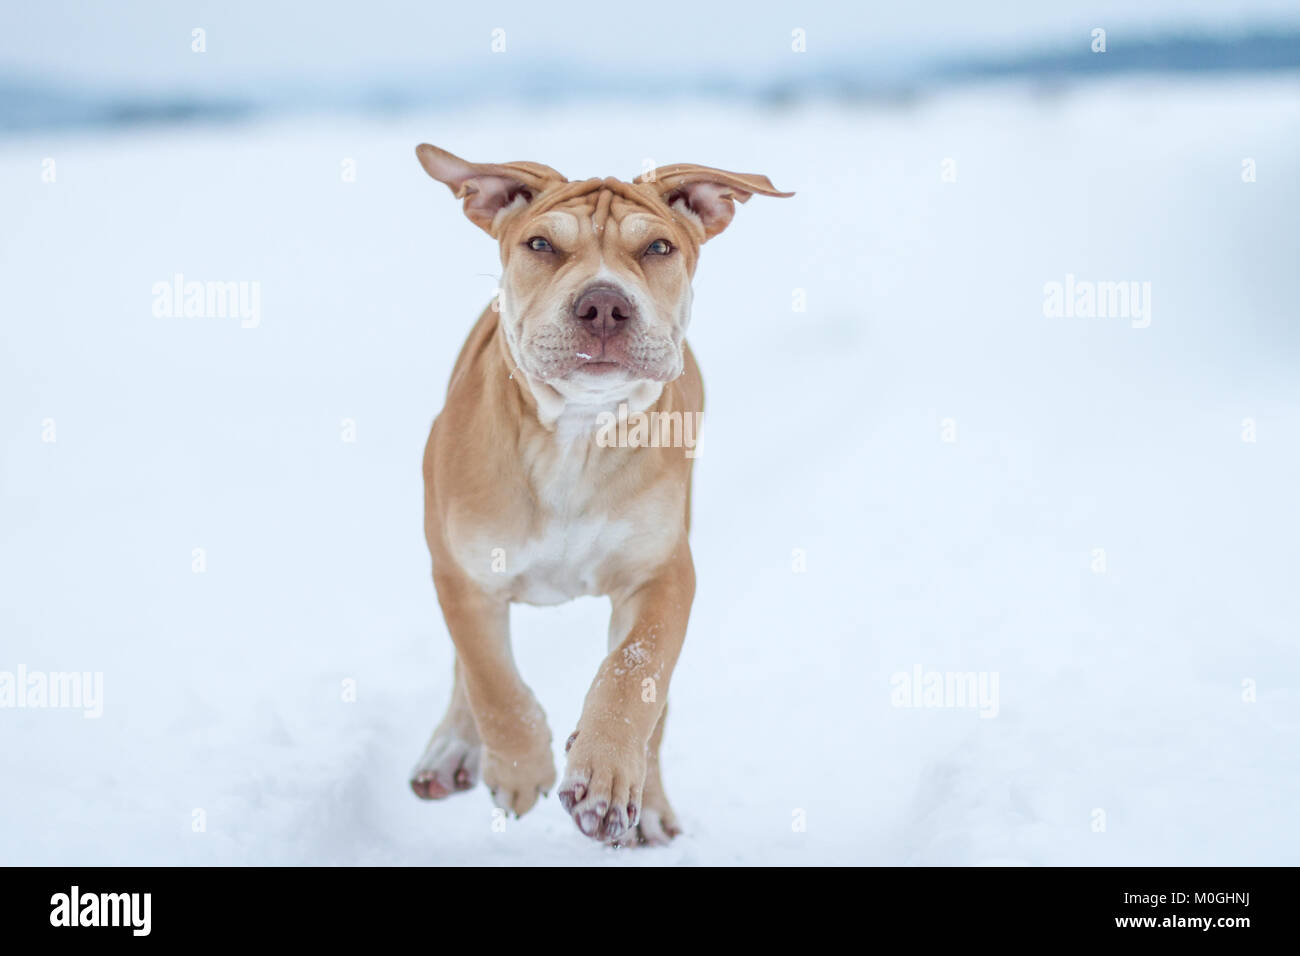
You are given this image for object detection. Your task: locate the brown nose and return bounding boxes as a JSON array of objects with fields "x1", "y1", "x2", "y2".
[{"x1": 572, "y1": 285, "x2": 634, "y2": 338}]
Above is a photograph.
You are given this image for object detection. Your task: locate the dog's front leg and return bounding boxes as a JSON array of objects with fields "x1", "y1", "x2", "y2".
[
  {"x1": 433, "y1": 563, "x2": 556, "y2": 817},
  {"x1": 559, "y1": 539, "x2": 695, "y2": 843}
]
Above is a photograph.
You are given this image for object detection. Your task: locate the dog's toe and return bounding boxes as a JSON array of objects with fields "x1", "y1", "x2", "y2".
[
  {"x1": 575, "y1": 797, "x2": 633, "y2": 843},
  {"x1": 409, "y1": 733, "x2": 481, "y2": 801},
  {"x1": 559, "y1": 737, "x2": 643, "y2": 844},
  {"x1": 410, "y1": 773, "x2": 450, "y2": 800}
]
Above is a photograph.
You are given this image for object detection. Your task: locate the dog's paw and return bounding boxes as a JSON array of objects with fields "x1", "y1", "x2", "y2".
[
  {"x1": 631, "y1": 791, "x2": 682, "y2": 847},
  {"x1": 481, "y1": 743, "x2": 556, "y2": 818},
  {"x1": 558, "y1": 729, "x2": 646, "y2": 844},
  {"x1": 410, "y1": 731, "x2": 481, "y2": 800}
]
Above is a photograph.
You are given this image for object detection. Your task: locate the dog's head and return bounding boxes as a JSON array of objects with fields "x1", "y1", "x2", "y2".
[{"x1": 416, "y1": 144, "x2": 792, "y2": 400}]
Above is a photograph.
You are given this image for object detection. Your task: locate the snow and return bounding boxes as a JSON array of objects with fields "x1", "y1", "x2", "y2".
[{"x1": 2, "y1": 76, "x2": 1298, "y2": 865}]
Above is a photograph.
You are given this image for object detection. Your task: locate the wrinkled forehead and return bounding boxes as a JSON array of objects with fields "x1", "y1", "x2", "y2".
[{"x1": 503, "y1": 178, "x2": 702, "y2": 256}]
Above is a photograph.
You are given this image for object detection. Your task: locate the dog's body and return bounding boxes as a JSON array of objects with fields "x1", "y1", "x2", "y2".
[{"x1": 408, "y1": 145, "x2": 789, "y2": 844}]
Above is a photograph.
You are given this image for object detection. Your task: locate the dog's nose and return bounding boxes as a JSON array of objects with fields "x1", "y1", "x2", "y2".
[{"x1": 572, "y1": 285, "x2": 634, "y2": 338}]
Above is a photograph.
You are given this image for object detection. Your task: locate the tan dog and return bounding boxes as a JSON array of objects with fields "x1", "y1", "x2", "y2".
[{"x1": 409, "y1": 144, "x2": 791, "y2": 845}]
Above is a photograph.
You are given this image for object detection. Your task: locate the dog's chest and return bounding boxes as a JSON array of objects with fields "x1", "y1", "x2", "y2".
[
  {"x1": 459, "y1": 428, "x2": 674, "y2": 605},
  {"x1": 505, "y1": 511, "x2": 637, "y2": 605}
]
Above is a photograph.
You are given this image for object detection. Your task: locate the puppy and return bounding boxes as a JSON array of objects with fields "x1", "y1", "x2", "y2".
[{"x1": 409, "y1": 144, "x2": 791, "y2": 844}]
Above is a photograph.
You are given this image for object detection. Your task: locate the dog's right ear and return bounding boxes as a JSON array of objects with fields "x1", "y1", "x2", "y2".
[{"x1": 416, "y1": 144, "x2": 566, "y2": 237}]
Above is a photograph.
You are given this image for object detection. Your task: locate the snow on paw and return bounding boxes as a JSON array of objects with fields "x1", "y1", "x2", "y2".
[
  {"x1": 410, "y1": 732, "x2": 481, "y2": 800},
  {"x1": 558, "y1": 730, "x2": 644, "y2": 844}
]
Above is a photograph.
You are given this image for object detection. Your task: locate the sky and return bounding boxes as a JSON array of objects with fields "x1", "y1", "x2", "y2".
[{"x1": 3, "y1": 0, "x2": 1299, "y2": 95}]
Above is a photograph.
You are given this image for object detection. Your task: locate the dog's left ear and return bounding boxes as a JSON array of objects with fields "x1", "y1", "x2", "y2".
[{"x1": 635, "y1": 164, "x2": 793, "y2": 241}]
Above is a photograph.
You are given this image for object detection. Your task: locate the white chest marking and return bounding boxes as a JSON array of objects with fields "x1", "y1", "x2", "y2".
[{"x1": 505, "y1": 514, "x2": 636, "y2": 605}]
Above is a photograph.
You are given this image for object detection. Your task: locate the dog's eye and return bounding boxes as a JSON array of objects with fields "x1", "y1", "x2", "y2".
[
  {"x1": 526, "y1": 236, "x2": 554, "y2": 253},
  {"x1": 645, "y1": 239, "x2": 672, "y2": 256}
]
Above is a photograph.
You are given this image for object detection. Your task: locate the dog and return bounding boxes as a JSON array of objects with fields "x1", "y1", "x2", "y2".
[{"x1": 408, "y1": 143, "x2": 791, "y2": 845}]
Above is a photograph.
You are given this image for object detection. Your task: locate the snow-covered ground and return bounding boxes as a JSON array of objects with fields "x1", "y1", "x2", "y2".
[{"x1": 2, "y1": 76, "x2": 1298, "y2": 865}]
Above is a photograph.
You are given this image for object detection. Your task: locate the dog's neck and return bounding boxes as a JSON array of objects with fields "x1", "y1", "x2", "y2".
[{"x1": 494, "y1": 318, "x2": 664, "y2": 434}]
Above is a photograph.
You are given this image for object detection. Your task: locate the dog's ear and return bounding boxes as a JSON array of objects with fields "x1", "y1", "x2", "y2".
[
  {"x1": 635, "y1": 164, "x2": 793, "y2": 241},
  {"x1": 416, "y1": 144, "x2": 566, "y2": 236}
]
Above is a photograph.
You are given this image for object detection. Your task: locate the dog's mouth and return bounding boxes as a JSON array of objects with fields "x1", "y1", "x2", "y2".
[
  {"x1": 518, "y1": 328, "x2": 680, "y2": 386},
  {"x1": 558, "y1": 345, "x2": 681, "y2": 385},
  {"x1": 570, "y1": 353, "x2": 629, "y2": 374}
]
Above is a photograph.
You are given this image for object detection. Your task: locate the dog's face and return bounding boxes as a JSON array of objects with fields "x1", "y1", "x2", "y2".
[
  {"x1": 416, "y1": 145, "x2": 790, "y2": 398},
  {"x1": 494, "y1": 184, "x2": 696, "y2": 390}
]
